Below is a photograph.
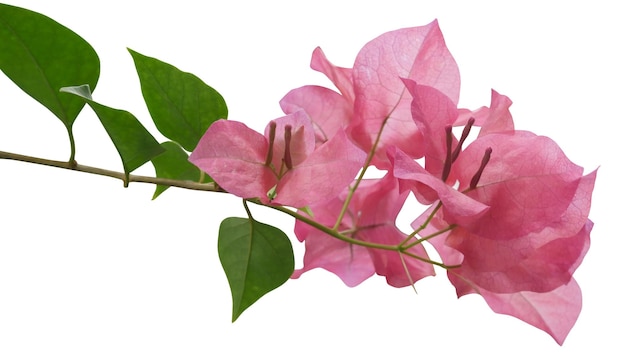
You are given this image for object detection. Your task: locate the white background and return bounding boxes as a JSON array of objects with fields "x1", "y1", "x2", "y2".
[{"x1": 0, "y1": 1, "x2": 622, "y2": 362}]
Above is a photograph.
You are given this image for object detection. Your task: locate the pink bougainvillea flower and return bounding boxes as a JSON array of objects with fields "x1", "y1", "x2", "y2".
[
  {"x1": 403, "y1": 124, "x2": 596, "y2": 343},
  {"x1": 447, "y1": 219, "x2": 591, "y2": 345},
  {"x1": 292, "y1": 173, "x2": 435, "y2": 287},
  {"x1": 281, "y1": 85, "x2": 352, "y2": 146},
  {"x1": 280, "y1": 21, "x2": 460, "y2": 169},
  {"x1": 402, "y1": 80, "x2": 515, "y2": 182},
  {"x1": 348, "y1": 20, "x2": 460, "y2": 169},
  {"x1": 291, "y1": 195, "x2": 375, "y2": 287},
  {"x1": 452, "y1": 132, "x2": 596, "y2": 241},
  {"x1": 480, "y1": 280, "x2": 585, "y2": 345},
  {"x1": 413, "y1": 204, "x2": 593, "y2": 344},
  {"x1": 189, "y1": 110, "x2": 366, "y2": 208},
  {"x1": 446, "y1": 217, "x2": 594, "y2": 294},
  {"x1": 438, "y1": 132, "x2": 595, "y2": 290}
]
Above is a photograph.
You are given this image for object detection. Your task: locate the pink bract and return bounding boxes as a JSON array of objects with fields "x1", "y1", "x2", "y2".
[
  {"x1": 453, "y1": 132, "x2": 595, "y2": 240},
  {"x1": 189, "y1": 110, "x2": 366, "y2": 208},
  {"x1": 405, "y1": 126, "x2": 596, "y2": 343},
  {"x1": 449, "y1": 268, "x2": 587, "y2": 345},
  {"x1": 280, "y1": 21, "x2": 460, "y2": 169},
  {"x1": 293, "y1": 174, "x2": 435, "y2": 287},
  {"x1": 349, "y1": 21, "x2": 460, "y2": 169}
]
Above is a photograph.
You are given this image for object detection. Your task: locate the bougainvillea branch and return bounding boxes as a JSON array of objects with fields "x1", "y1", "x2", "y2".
[
  {"x1": 0, "y1": 150, "x2": 221, "y2": 192},
  {"x1": 0, "y1": 3, "x2": 596, "y2": 345}
]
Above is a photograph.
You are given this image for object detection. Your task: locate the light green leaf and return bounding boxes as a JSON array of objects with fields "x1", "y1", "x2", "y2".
[
  {"x1": 61, "y1": 85, "x2": 164, "y2": 184},
  {"x1": 218, "y1": 217, "x2": 294, "y2": 322},
  {"x1": 128, "y1": 49, "x2": 227, "y2": 152},
  {"x1": 0, "y1": 4, "x2": 99, "y2": 127}
]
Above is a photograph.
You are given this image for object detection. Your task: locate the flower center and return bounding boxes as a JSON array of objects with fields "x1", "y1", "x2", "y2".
[
  {"x1": 265, "y1": 121, "x2": 277, "y2": 167},
  {"x1": 469, "y1": 147, "x2": 492, "y2": 189},
  {"x1": 283, "y1": 124, "x2": 293, "y2": 170},
  {"x1": 264, "y1": 122, "x2": 296, "y2": 181},
  {"x1": 440, "y1": 118, "x2": 492, "y2": 189},
  {"x1": 442, "y1": 117, "x2": 475, "y2": 182}
]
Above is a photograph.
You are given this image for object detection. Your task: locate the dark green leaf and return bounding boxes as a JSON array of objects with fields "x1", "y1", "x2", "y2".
[
  {"x1": 150, "y1": 141, "x2": 209, "y2": 199},
  {"x1": 218, "y1": 217, "x2": 294, "y2": 322},
  {"x1": 128, "y1": 49, "x2": 227, "y2": 152},
  {"x1": 61, "y1": 85, "x2": 164, "y2": 184},
  {"x1": 0, "y1": 4, "x2": 99, "y2": 127}
]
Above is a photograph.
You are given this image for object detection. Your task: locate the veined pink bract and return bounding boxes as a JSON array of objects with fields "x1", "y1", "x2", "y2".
[{"x1": 190, "y1": 110, "x2": 365, "y2": 208}]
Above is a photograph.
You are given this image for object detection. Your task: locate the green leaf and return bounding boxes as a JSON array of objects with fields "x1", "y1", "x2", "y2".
[
  {"x1": 150, "y1": 141, "x2": 209, "y2": 199},
  {"x1": 61, "y1": 85, "x2": 164, "y2": 184},
  {"x1": 128, "y1": 48, "x2": 227, "y2": 152},
  {"x1": 0, "y1": 4, "x2": 99, "y2": 127},
  {"x1": 218, "y1": 217, "x2": 294, "y2": 322}
]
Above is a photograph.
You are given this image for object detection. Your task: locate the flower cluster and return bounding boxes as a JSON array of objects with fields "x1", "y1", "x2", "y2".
[{"x1": 189, "y1": 20, "x2": 595, "y2": 344}]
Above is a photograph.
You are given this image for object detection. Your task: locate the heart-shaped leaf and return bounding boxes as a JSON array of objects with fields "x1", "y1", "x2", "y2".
[{"x1": 218, "y1": 217, "x2": 294, "y2": 322}]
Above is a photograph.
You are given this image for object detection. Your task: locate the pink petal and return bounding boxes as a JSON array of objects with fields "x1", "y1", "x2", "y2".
[
  {"x1": 280, "y1": 85, "x2": 352, "y2": 145},
  {"x1": 478, "y1": 90, "x2": 515, "y2": 136},
  {"x1": 189, "y1": 120, "x2": 276, "y2": 200},
  {"x1": 292, "y1": 229, "x2": 375, "y2": 287},
  {"x1": 453, "y1": 90, "x2": 515, "y2": 135},
  {"x1": 294, "y1": 173, "x2": 434, "y2": 287},
  {"x1": 310, "y1": 47, "x2": 354, "y2": 103},
  {"x1": 349, "y1": 21, "x2": 460, "y2": 168},
  {"x1": 474, "y1": 279, "x2": 583, "y2": 345},
  {"x1": 403, "y1": 80, "x2": 460, "y2": 177},
  {"x1": 274, "y1": 129, "x2": 365, "y2": 207},
  {"x1": 294, "y1": 195, "x2": 347, "y2": 242},
  {"x1": 446, "y1": 219, "x2": 592, "y2": 293},
  {"x1": 392, "y1": 147, "x2": 489, "y2": 226},
  {"x1": 455, "y1": 132, "x2": 590, "y2": 240},
  {"x1": 354, "y1": 174, "x2": 435, "y2": 286}
]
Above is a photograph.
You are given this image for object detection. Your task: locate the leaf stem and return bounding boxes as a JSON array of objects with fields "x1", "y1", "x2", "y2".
[
  {"x1": 242, "y1": 199, "x2": 254, "y2": 220},
  {"x1": 66, "y1": 125, "x2": 77, "y2": 167}
]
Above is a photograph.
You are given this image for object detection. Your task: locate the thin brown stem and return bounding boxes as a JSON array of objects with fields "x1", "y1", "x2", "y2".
[{"x1": 0, "y1": 150, "x2": 222, "y2": 192}]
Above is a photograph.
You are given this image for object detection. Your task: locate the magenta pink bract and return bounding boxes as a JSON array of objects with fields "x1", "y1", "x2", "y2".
[{"x1": 189, "y1": 110, "x2": 365, "y2": 208}]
